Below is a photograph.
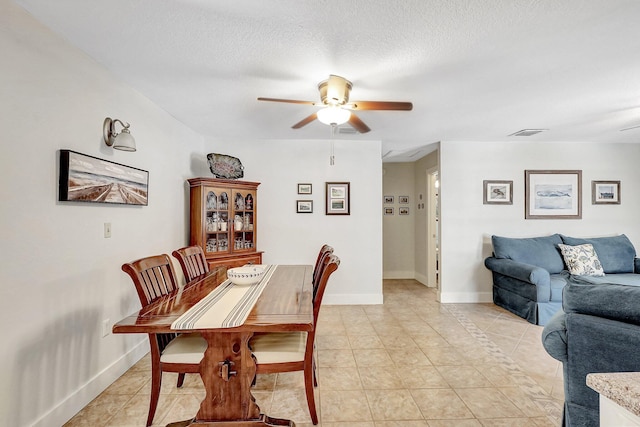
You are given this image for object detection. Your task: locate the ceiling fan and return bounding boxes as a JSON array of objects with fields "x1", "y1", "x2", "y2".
[{"x1": 257, "y1": 75, "x2": 413, "y2": 133}]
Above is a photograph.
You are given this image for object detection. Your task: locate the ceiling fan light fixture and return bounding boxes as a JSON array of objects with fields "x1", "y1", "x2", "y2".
[{"x1": 317, "y1": 106, "x2": 351, "y2": 126}]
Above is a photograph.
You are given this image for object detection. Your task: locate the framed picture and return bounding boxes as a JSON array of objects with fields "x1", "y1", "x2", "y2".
[
  {"x1": 384, "y1": 207, "x2": 394, "y2": 215},
  {"x1": 525, "y1": 170, "x2": 581, "y2": 219},
  {"x1": 296, "y1": 200, "x2": 313, "y2": 213},
  {"x1": 59, "y1": 150, "x2": 149, "y2": 206},
  {"x1": 483, "y1": 180, "x2": 513, "y2": 205},
  {"x1": 326, "y1": 182, "x2": 350, "y2": 215},
  {"x1": 399, "y1": 196, "x2": 409, "y2": 204},
  {"x1": 384, "y1": 195, "x2": 394, "y2": 204},
  {"x1": 592, "y1": 181, "x2": 620, "y2": 204},
  {"x1": 298, "y1": 183, "x2": 312, "y2": 194},
  {"x1": 399, "y1": 207, "x2": 409, "y2": 215}
]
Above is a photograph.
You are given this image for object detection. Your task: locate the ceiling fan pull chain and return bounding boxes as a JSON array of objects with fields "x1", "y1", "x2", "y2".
[{"x1": 330, "y1": 125, "x2": 336, "y2": 165}]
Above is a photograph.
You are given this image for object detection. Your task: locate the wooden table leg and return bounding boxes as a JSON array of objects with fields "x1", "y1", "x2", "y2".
[{"x1": 166, "y1": 331, "x2": 295, "y2": 427}]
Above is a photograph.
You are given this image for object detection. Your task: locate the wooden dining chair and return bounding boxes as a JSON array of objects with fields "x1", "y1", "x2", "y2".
[
  {"x1": 122, "y1": 254, "x2": 207, "y2": 427},
  {"x1": 249, "y1": 255, "x2": 340, "y2": 425},
  {"x1": 312, "y1": 245, "x2": 333, "y2": 290},
  {"x1": 172, "y1": 245, "x2": 209, "y2": 282}
]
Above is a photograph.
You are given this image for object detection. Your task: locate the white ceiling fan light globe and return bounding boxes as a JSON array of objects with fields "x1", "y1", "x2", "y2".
[{"x1": 317, "y1": 106, "x2": 351, "y2": 126}]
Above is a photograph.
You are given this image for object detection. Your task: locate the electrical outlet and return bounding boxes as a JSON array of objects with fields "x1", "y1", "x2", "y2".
[
  {"x1": 104, "y1": 223, "x2": 111, "y2": 238},
  {"x1": 102, "y1": 319, "x2": 110, "y2": 337}
]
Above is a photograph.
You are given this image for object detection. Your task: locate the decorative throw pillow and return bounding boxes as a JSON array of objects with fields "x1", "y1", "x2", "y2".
[{"x1": 558, "y1": 243, "x2": 605, "y2": 276}]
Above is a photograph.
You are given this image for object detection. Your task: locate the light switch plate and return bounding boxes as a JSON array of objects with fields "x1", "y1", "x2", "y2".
[{"x1": 104, "y1": 223, "x2": 111, "y2": 238}]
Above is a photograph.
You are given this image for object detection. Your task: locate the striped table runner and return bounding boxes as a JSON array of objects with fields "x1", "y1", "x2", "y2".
[{"x1": 171, "y1": 265, "x2": 277, "y2": 330}]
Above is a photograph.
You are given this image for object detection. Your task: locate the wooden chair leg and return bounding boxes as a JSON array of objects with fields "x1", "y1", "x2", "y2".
[
  {"x1": 177, "y1": 373, "x2": 186, "y2": 388},
  {"x1": 147, "y1": 364, "x2": 162, "y2": 427},
  {"x1": 304, "y1": 362, "x2": 319, "y2": 424}
]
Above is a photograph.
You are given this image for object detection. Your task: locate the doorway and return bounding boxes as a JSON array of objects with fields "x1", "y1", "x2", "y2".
[{"x1": 426, "y1": 168, "x2": 439, "y2": 289}]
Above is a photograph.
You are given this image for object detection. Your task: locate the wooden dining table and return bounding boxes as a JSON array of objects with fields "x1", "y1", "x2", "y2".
[{"x1": 112, "y1": 264, "x2": 314, "y2": 427}]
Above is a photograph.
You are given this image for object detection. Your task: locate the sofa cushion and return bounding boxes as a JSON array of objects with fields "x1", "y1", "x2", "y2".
[
  {"x1": 492, "y1": 234, "x2": 565, "y2": 274},
  {"x1": 573, "y1": 273, "x2": 640, "y2": 287},
  {"x1": 561, "y1": 234, "x2": 636, "y2": 274},
  {"x1": 557, "y1": 244, "x2": 604, "y2": 277},
  {"x1": 563, "y1": 277, "x2": 640, "y2": 326}
]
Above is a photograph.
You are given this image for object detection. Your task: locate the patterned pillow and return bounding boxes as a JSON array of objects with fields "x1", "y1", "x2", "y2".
[{"x1": 558, "y1": 243, "x2": 605, "y2": 276}]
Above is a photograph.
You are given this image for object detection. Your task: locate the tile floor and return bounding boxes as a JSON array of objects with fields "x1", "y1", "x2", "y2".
[{"x1": 64, "y1": 279, "x2": 564, "y2": 426}]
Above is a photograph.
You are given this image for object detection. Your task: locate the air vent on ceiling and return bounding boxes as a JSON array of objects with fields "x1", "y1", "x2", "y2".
[
  {"x1": 337, "y1": 126, "x2": 358, "y2": 135},
  {"x1": 509, "y1": 129, "x2": 548, "y2": 137}
]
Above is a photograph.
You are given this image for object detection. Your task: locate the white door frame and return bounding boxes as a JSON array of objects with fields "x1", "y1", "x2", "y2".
[{"x1": 426, "y1": 167, "x2": 439, "y2": 288}]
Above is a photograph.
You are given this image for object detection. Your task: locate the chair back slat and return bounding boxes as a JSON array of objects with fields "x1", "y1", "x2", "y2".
[
  {"x1": 122, "y1": 254, "x2": 181, "y2": 306},
  {"x1": 172, "y1": 246, "x2": 210, "y2": 282},
  {"x1": 312, "y1": 254, "x2": 340, "y2": 322},
  {"x1": 312, "y1": 245, "x2": 333, "y2": 289}
]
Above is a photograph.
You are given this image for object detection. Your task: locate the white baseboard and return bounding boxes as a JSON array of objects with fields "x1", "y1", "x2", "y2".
[
  {"x1": 438, "y1": 291, "x2": 493, "y2": 303},
  {"x1": 413, "y1": 272, "x2": 430, "y2": 286},
  {"x1": 323, "y1": 293, "x2": 384, "y2": 305},
  {"x1": 382, "y1": 270, "x2": 415, "y2": 279},
  {"x1": 32, "y1": 339, "x2": 149, "y2": 427}
]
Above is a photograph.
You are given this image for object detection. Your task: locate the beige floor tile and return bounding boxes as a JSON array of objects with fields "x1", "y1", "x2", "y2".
[
  {"x1": 427, "y1": 420, "x2": 482, "y2": 427},
  {"x1": 410, "y1": 388, "x2": 474, "y2": 419},
  {"x1": 318, "y1": 349, "x2": 357, "y2": 367},
  {"x1": 455, "y1": 387, "x2": 524, "y2": 418},
  {"x1": 320, "y1": 389, "x2": 373, "y2": 422},
  {"x1": 366, "y1": 389, "x2": 423, "y2": 421},
  {"x1": 353, "y1": 348, "x2": 394, "y2": 367},
  {"x1": 375, "y1": 421, "x2": 429, "y2": 427},
  {"x1": 317, "y1": 334, "x2": 351, "y2": 350},
  {"x1": 349, "y1": 334, "x2": 385, "y2": 349},
  {"x1": 436, "y1": 365, "x2": 494, "y2": 388},
  {"x1": 359, "y1": 366, "x2": 405, "y2": 389},
  {"x1": 388, "y1": 347, "x2": 433, "y2": 367},
  {"x1": 398, "y1": 366, "x2": 450, "y2": 389},
  {"x1": 268, "y1": 388, "x2": 314, "y2": 425},
  {"x1": 319, "y1": 367, "x2": 363, "y2": 390}
]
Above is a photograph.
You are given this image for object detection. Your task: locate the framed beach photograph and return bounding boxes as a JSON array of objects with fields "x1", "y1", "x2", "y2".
[
  {"x1": 483, "y1": 180, "x2": 513, "y2": 205},
  {"x1": 59, "y1": 150, "x2": 149, "y2": 205},
  {"x1": 525, "y1": 170, "x2": 581, "y2": 219},
  {"x1": 592, "y1": 181, "x2": 620, "y2": 204},
  {"x1": 297, "y1": 183, "x2": 312, "y2": 195},
  {"x1": 399, "y1": 196, "x2": 409, "y2": 204},
  {"x1": 326, "y1": 182, "x2": 350, "y2": 215},
  {"x1": 384, "y1": 207, "x2": 394, "y2": 215},
  {"x1": 296, "y1": 200, "x2": 313, "y2": 213},
  {"x1": 384, "y1": 195, "x2": 394, "y2": 204},
  {"x1": 399, "y1": 207, "x2": 409, "y2": 215}
]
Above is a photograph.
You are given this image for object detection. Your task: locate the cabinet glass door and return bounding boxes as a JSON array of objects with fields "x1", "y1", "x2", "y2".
[
  {"x1": 231, "y1": 190, "x2": 255, "y2": 252},
  {"x1": 204, "y1": 189, "x2": 230, "y2": 255}
]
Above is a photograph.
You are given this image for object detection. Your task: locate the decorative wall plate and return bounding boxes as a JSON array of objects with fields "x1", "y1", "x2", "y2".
[{"x1": 207, "y1": 153, "x2": 244, "y2": 179}]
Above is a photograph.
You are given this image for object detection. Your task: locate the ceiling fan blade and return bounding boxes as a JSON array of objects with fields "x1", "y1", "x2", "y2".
[
  {"x1": 347, "y1": 101, "x2": 413, "y2": 111},
  {"x1": 348, "y1": 113, "x2": 371, "y2": 133},
  {"x1": 292, "y1": 113, "x2": 318, "y2": 129},
  {"x1": 258, "y1": 97, "x2": 316, "y2": 105},
  {"x1": 620, "y1": 124, "x2": 640, "y2": 131}
]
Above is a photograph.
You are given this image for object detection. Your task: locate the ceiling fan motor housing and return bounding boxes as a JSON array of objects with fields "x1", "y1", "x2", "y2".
[{"x1": 318, "y1": 75, "x2": 352, "y2": 106}]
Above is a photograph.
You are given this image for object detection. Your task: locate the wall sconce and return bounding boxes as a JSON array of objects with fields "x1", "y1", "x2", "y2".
[{"x1": 103, "y1": 117, "x2": 136, "y2": 152}]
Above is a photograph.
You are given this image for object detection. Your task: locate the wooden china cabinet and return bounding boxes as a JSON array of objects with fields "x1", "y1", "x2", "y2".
[{"x1": 188, "y1": 177, "x2": 262, "y2": 270}]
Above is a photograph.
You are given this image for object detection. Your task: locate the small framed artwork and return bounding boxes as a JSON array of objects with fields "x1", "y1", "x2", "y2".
[
  {"x1": 483, "y1": 180, "x2": 513, "y2": 205},
  {"x1": 592, "y1": 181, "x2": 620, "y2": 204},
  {"x1": 298, "y1": 183, "x2": 312, "y2": 195},
  {"x1": 399, "y1": 196, "x2": 409, "y2": 204},
  {"x1": 525, "y1": 170, "x2": 582, "y2": 219},
  {"x1": 59, "y1": 150, "x2": 149, "y2": 205},
  {"x1": 384, "y1": 207, "x2": 394, "y2": 215},
  {"x1": 326, "y1": 182, "x2": 350, "y2": 215},
  {"x1": 384, "y1": 195, "x2": 394, "y2": 204},
  {"x1": 399, "y1": 207, "x2": 409, "y2": 215},
  {"x1": 296, "y1": 200, "x2": 313, "y2": 213}
]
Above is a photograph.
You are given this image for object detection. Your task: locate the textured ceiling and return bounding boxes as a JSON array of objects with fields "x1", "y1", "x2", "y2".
[{"x1": 14, "y1": 0, "x2": 640, "y2": 160}]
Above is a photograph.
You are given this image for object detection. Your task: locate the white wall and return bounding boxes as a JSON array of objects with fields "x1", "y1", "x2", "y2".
[
  {"x1": 439, "y1": 141, "x2": 640, "y2": 303},
  {"x1": 206, "y1": 138, "x2": 384, "y2": 305},
  {"x1": 382, "y1": 163, "x2": 416, "y2": 278},
  {"x1": 0, "y1": 2, "x2": 205, "y2": 426}
]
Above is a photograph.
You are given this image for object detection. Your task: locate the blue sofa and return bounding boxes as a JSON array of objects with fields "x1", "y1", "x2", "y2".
[
  {"x1": 542, "y1": 279, "x2": 640, "y2": 426},
  {"x1": 484, "y1": 233, "x2": 640, "y2": 325}
]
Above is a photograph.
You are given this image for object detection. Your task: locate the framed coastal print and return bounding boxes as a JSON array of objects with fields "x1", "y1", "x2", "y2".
[
  {"x1": 525, "y1": 170, "x2": 581, "y2": 219},
  {"x1": 384, "y1": 195, "x2": 394, "y2": 204},
  {"x1": 399, "y1": 196, "x2": 409, "y2": 204},
  {"x1": 59, "y1": 150, "x2": 149, "y2": 206},
  {"x1": 384, "y1": 207, "x2": 394, "y2": 215},
  {"x1": 326, "y1": 182, "x2": 350, "y2": 215},
  {"x1": 483, "y1": 180, "x2": 513, "y2": 205},
  {"x1": 399, "y1": 207, "x2": 409, "y2": 215},
  {"x1": 592, "y1": 181, "x2": 620, "y2": 204},
  {"x1": 296, "y1": 200, "x2": 313, "y2": 213},
  {"x1": 297, "y1": 183, "x2": 312, "y2": 194}
]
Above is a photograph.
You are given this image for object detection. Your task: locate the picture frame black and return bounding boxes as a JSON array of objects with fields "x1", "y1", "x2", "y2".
[
  {"x1": 59, "y1": 149, "x2": 149, "y2": 206},
  {"x1": 296, "y1": 200, "x2": 313, "y2": 213},
  {"x1": 326, "y1": 182, "x2": 350, "y2": 215}
]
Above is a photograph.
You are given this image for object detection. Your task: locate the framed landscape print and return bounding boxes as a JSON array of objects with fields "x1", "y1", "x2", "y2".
[
  {"x1": 297, "y1": 183, "x2": 312, "y2": 194},
  {"x1": 296, "y1": 200, "x2": 313, "y2": 213},
  {"x1": 59, "y1": 150, "x2": 149, "y2": 205},
  {"x1": 326, "y1": 182, "x2": 350, "y2": 215},
  {"x1": 592, "y1": 180, "x2": 620, "y2": 204},
  {"x1": 384, "y1": 207, "x2": 394, "y2": 215},
  {"x1": 399, "y1": 196, "x2": 409, "y2": 204},
  {"x1": 483, "y1": 180, "x2": 513, "y2": 205},
  {"x1": 384, "y1": 195, "x2": 394, "y2": 204},
  {"x1": 399, "y1": 207, "x2": 409, "y2": 215},
  {"x1": 525, "y1": 170, "x2": 581, "y2": 219}
]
